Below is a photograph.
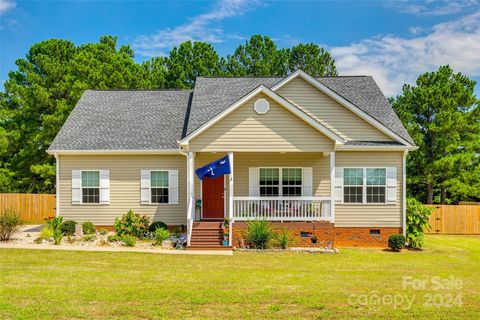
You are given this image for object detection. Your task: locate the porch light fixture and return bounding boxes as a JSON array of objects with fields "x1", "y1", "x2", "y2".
[{"x1": 254, "y1": 98, "x2": 270, "y2": 114}]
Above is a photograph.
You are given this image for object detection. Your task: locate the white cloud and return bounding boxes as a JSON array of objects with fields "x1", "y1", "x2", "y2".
[
  {"x1": 331, "y1": 12, "x2": 480, "y2": 96},
  {"x1": 133, "y1": 0, "x2": 260, "y2": 57},
  {"x1": 0, "y1": 0, "x2": 16, "y2": 15},
  {"x1": 398, "y1": 0, "x2": 479, "y2": 16}
]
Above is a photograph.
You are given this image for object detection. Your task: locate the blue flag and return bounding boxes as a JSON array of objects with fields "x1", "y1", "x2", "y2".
[{"x1": 195, "y1": 155, "x2": 231, "y2": 180}]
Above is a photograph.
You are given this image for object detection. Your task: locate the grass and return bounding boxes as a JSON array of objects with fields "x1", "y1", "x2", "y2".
[{"x1": 1, "y1": 235, "x2": 479, "y2": 319}]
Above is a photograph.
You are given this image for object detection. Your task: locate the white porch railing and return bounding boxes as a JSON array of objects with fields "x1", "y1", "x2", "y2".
[{"x1": 232, "y1": 196, "x2": 332, "y2": 222}]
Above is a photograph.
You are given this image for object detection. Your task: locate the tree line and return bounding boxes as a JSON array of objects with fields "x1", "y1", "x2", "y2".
[{"x1": 0, "y1": 35, "x2": 478, "y2": 204}]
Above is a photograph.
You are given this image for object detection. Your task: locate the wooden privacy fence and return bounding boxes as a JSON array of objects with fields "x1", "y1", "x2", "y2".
[
  {"x1": 0, "y1": 193, "x2": 56, "y2": 222},
  {"x1": 426, "y1": 205, "x2": 480, "y2": 235}
]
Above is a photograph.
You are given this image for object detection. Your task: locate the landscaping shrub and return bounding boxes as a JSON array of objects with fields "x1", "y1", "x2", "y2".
[
  {"x1": 245, "y1": 220, "x2": 273, "y2": 249},
  {"x1": 46, "y1": 216, "x2": 64, "y2": 245},
  {"x1": 149, "y1": 221, "x2": 168, "y2": 232},
  {"x1": 0, "y1": 208, "x2": 23, "y2": 241},
  {"x1": 60, "y1": 220, "x2": 77, "y2": 236},
  {"x1": 98, "y1": 228, "x2": 109, "y2": 235},
  {"x1": 273, "y1": 228, "x2": 296, "y2": 249},
  {"x1": 388, "y1": 234, "x2": 406, "y2": 252},
  {"x1": 406, "y1": 197, "x2": 433, "y2": 249},
  {"x1": 82, "y1": 221, "x2": 96, "y2": 235},
  {"x1": 107, "y1": 235, "x2": 121, "y2": 242},
  {"x1": 114, "y1": 210, "x2": 150, "y2": 238},
  {"x1": 153, "y1": 228, "x2": 170, "y2": 246},
  {"x1": 39, "y1": 225, "x2": 54, "y2": 239},
  {"x1": 121, "y1": 235, "x2": 137, "y2": 247}
]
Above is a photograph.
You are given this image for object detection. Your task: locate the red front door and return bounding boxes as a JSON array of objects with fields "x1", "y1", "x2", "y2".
[{"x1": 202, "y1": 176, "x2": 225, "y2": 219}]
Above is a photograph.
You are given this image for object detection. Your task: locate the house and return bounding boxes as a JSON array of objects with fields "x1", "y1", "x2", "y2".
[{"x1": 47, "y1": 70, "x2": 416, "y2": 249}]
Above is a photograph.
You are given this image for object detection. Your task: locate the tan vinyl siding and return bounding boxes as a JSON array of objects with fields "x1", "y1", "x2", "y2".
[
  {"x1": 59, "y1": 154, "x2": 187, "y2": 226},
  {"x1": 189, "y1": 93, "x2": 334, "y2": 152},
  {"x1": 335, "y1": 151, "x2": 403, "y2": 227},
  {"x1": 277, "y1": 77, "x2": 393, "y2": 141}
]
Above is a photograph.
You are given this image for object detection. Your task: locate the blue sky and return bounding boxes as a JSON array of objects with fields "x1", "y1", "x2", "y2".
[{"x1": 1, "y1": 0, "x2": 479, "y2": 97}]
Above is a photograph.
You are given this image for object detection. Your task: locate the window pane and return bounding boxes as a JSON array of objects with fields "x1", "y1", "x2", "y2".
[
  {"x1": 82, "y1": 171, "x2": 99, "y2": 187},
  {"x1": 344, "y1": 186, "x2": 363, "y2": 203},
  {"x1": 260, "y1": 168, "x2": 279, "y2": 186},
  {"x1": 282, "y1": 168, "x2": 302, "y2": 186},
  {"x1": 260, "y1": 186, "x2": 279, "y2": 196},
  {"x1": 344, "y1": 168, "x2": 363, "y2": 186},
  {"x1": 282, "y1": 186, "x2": 302, "y2": 197},
  {"x1": 151, "y1": 188, "x2": 169, "y2": 204},
  {"x1": 151, "y1": 171, "x2": 168, "y2": 187},
  {"x1": 367, "y1": 168, "x2": 386, "y2": 185},
  {"x1": 82, "y1": 188, "x2": 99, "y2": 203},
  {"x1": 367, "y1": 186, "x2": 386, "y2": 203}
]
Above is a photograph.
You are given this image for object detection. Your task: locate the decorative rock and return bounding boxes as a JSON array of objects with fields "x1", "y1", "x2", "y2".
[
  {"x1": 75, "y1": 224, "x2": 83, "y2": 239},
  {"x1": 161, "y1": 240, "x2": 174, "y2": 249}
]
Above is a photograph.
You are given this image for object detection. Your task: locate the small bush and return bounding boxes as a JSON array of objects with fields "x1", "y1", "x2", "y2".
[
  {"x1": 65, "y1": 235, "x2": 75, "y2": 244},
  {"x1": 273, "y1": 228, "x2": 296, "y2": 249},
  {"x1": 0, "y1": 208, "x2": 24, "y2": 241},
  {"x1": 39, "y1": 225, "x2": 54, "y2": 240},
  {"x1": 98, "y1": 228, "x2": 109, "y2": 235},
  {"x1": 107, "y1": 235, "x2": 121, "y2": 242},
  {"x1": 121, "y1": 235, "x2": 137, "y2": 247},
  {"x1": 153, "y1": 228, "x2": 170, "y2": 246},
  {"x1": 245, "y1": 220, "x2": 273, "y2": 249},
  {"x1": 406, "y1": 198, "x2": 433, "y2": 249},
  {"x1": 99, "y1": 239, "x2": 109, "y2": 246},
  {"x1": 388, "y1": 234, "x2": 406, "y2": 252},
  {"x1": 82, "y1": 221, "x2": 96, "y2": 235},
  {"x1": 114, "y1": 210, "x2": 150, "y2": 238},
  {"x1": 60, "y1": 220, "x2": 77, "y2": 236},
  {"x1": 82, "y1": 235, "x2": 96, "y2": 242},
  {"x1": 149, "y1": 221, "x2": 168, "y2": 232},
  {"x1": 47, "y1": 217, "x2": 64, "y2": 245}
]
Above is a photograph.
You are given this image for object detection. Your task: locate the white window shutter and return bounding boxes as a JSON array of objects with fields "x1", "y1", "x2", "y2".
[
  {"x1": 140, "y1": 170, "x2": 151, "y2": 204},
  {"x1": 99, "y1": 169, "x2": 110, "y2": 204},
  {"x1": 302, "y1": 167, "x2": 313, "y2": 196},
  {"x1": 168, "y1": 170, "x2": 179, "y2": 204},
  {"x1": 72, "y1": 170, "x2": 82, "y2": 204},
  {"x1": 386, "y1": 167, "x2": 397, "y2": 203},
  {"x1": 334, "y1": 167, "x2": 343, "y2": 203},
  {"x1": 249, "y1": 167, "x2": 259, "y2": 196}
]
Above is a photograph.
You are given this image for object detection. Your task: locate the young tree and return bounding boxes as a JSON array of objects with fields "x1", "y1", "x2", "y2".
[
  {"x1": 392, "y1": 65, "x2": 480, "y2": 204},
  {"x1": 287, "y1": 43, "x2": 337, "y2": 76}
]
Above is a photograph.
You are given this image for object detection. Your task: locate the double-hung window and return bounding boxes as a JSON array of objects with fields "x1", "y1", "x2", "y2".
[
  {"x1": 343, "y1": 168, "x2": 387, "y2": 204},
  {"x1": 150, "y1": 171, "x2": 169, "y2": 204},
  {"x1": 82, "y1": 171, "x2": 100, "y2": 203},
  {"x1": 259, "y1": 168, "x2": 302, "y2": 197}
]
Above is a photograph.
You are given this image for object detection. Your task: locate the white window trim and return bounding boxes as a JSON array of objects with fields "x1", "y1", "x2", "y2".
[
  {"x1": 80, "y1": 170, "x2": 100, "y2": 205},
  {"x1": 258, "y1": 167, "x2": 303, "y2": 197},
  {"x1": 342, "y1": 167, "x2": 388, "y2": 205},
  {"x1": 149, "y1": 170, "x2": 169, "y2": 205}
]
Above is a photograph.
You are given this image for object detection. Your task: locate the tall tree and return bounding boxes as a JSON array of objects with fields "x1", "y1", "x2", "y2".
[
  {"x1": 225, "y1": 35, "x2": 288, "y2": 76},
  {"x1": 0, "y1": 36, "x2": 152, "y2": 193},
  {"x1": 392, "y1": 65, "x2": 480, "y2": 204},
  {"x1": 287, "y1": 43, "x2": 337, "y2": 76},
  {"x1": 164, "y1": 41, "x2": 223, "y2": 88}
]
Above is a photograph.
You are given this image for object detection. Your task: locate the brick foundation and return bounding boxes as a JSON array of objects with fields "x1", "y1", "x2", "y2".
[{"x1": 232, "y1": 222, "x2": 402, "y2": 248}]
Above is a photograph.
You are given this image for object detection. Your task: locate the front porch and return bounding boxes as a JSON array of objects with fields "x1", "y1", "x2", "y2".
[{"x1": 185, "y1": 152, "x2": 336, "y2": 247}]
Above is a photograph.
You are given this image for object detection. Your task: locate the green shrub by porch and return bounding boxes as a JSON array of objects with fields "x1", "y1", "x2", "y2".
[
  {"x1": 388, "y1": 234, "x2": 405, "y2": 252},
  {"x1": 245, "y1": 220, "x2": 273, "y2": 249},
  {"x1": 114, "y1": 210, "x2": 150, "y2": 238}
]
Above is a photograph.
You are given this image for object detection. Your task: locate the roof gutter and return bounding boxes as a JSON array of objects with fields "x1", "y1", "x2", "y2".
[{"x1": 47, "y1": 149, "x2": 181, "y2": 155}]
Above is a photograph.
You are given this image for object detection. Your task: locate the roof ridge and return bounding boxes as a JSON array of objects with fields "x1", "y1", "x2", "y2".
[{"x1": 87, "y1": 89, "x2": 193, "y2": 92}]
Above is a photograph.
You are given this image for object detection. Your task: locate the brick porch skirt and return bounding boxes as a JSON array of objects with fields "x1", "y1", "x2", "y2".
[{"x1": 232, "y1": 222, "x2": 402, "y2": 248}]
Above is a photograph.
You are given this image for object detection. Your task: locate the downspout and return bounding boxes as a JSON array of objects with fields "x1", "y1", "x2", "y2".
[
  {"x1": 54, "y1": 153, "x2": 60, "y2": 218},
  {"x1": 403, "y1": 150, "x2": 408, "y2": 236},
  {"x1": 179, "y1": 146, "x2": 194, "y2": 246}
]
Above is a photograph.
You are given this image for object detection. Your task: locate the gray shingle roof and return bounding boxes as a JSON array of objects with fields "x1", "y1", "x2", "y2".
[
  {"x1": 344, "y1": 141, "x2": 404, "y2": 146},
  {"x1": 186, "y1": 76, "x2": 414, "y2": 145},
  {"x1": 48, "y1": 90, "x2": 192, "y2": 151},
  {"x1": 49, "y1": 73, "x2": 414, "y2": 151}
]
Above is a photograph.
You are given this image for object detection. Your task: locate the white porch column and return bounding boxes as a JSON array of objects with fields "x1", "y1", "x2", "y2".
[
  {"x1": 330, "y1": 151, "x2": 335, "y2": 223},
  {"x1": 402, "y1": 150, "x2": 408, "y2": 236},
  {"x1": 54, "y1": 153, "x2": 60, "y2": 217},
  {"x1": 187, "y1": 152, "x2": 195, "y2": 246},
  {"x1": 228, "y1": 151, "x2": 234, "y2": 246}
]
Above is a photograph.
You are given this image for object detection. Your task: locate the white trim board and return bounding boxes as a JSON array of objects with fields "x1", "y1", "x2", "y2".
[
  {"x1": 271, "y1": 70, "x2": 414, "y2": 147},
  {"x1": 179, "y1": 85, "x2": 345, "y2": 146},
  {"x1": 47, "y1": 149, "x2": 180, "y2": 155}
]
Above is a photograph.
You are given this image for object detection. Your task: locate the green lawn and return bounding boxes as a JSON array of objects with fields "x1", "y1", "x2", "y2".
[{"x1": 1, "y1": 235, "x2": 479, "y2": 319}]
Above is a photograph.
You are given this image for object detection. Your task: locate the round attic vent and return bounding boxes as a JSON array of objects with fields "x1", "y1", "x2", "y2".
[{"x1": 254, "y1": 99, "x2": 270, "y2": 114}]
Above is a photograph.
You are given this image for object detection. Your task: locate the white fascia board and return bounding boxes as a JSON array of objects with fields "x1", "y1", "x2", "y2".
[
  {"x1": 336, "y1": 145, "x2": 418, "y2": 151},
  {"x1": 47, "y1": 149, "x2": 180, "y2": 155},
  {"x1": 180, "y1": 85, "x2": 344, "y2": 145},
  {"x1": 272, "y1": 70, "x2": 414, "y2": 147}
]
